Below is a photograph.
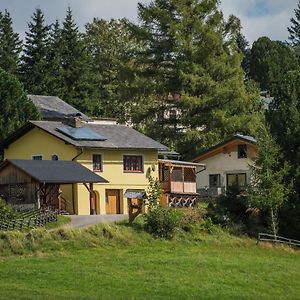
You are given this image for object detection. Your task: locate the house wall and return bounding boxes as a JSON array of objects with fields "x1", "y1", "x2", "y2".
[
  {"x1": 75, "y1": 149, "x2": 158, "y2": 215},
  {"x1": 4, "y1": 128, "x2": 159, "y2": 215},
  {"x1": 195, "y1": 142, "x2": 256, "y2": 190}
]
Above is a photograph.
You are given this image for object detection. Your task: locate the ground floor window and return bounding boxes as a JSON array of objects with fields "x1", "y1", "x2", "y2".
[
  {"x1": 226, "y1": 173, "x2": 247, "y2": 187},
  {"x1": 209, "y1": 174, "x2": 221, "y2": 188}
]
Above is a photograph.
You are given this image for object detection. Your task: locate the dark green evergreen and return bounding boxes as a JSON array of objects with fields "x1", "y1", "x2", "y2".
[
  {"x1": 21, "y1": 8, "x2": 49, "y2": 94},
  {"x1": 0, "y1": 10, "x2": 22, "y2": 75},
  {"x1": 267, "y1": 71, "x2": 300, "y2": 239},
  {"x1": 236, "y1": 32, "x2": 251, "y2": 78},
  {"x1": 46, "y1": 19, "x2": 63, "y2": 96},
  {"x1": 288, "y1": 1, "x2": 300, "y2": 58},
  {"x1": 249, "y1": 37, "x2": 299, "y2": 93},
  {"x1": 0, "y1": 68, "x2": 40, "y2": 141},
  {"x1": 60, "y1": 7, "x2": 91, "y2": 112},
  {"x1": 134, "y1": 0, "x2": 262, "y2": 158}
]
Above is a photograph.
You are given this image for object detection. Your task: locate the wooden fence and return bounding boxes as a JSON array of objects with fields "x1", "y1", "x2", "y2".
[
  {"x1": 257, "y1": 233, "x2": 300, "y2": 248},
  {"x1": 0, "y1": 209, "x2": 58, "y2": 231}
]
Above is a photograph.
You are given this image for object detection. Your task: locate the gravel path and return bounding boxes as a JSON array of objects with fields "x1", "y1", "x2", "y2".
[{"x1": 67, "y1": 215, "x2": 128, "y2": 228}]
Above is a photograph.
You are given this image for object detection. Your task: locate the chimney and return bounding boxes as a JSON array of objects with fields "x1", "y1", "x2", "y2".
[{"x1": 64, "y1": 116, "x2": 82, "y2": 128}]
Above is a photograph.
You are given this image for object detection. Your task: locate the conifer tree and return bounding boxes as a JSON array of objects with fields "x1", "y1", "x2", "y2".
[
  {"x1": 0, "y1": 68, "x2": 40, "y2": 141},
  {"x1": 21, "y1": 8, "x2": 49, "y2": 94},
  {"x1": 0, "y1": 10, "x2": 22, "y2": 75},
  {"x1": 46, "y1": 19, "x2": 63, "y2": 96},
  {"x1": 134, "y1": 0, "x2": 262, "y2": 157},
  {"x1": 288, "y1": 1, "x2": 300, "y2": 57},
  {"x1": 60, "y1": 7, "x2": 91, "y2": 111}
]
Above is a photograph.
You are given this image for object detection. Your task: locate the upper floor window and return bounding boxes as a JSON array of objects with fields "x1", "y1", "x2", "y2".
[
  {"x1": 238, "y1": 144, "x2": 247, "y2": 158},
  {"x1": 93, "y1": 154, "x2": 103, "y2": 172},
  {"x1": 32, "y1": 155, "x2": 42, "y2": 160},
  {"x1": 123, "y1": 155, "x2": 143, "y2": 173},
  {"x1": 51, "y1": 154, "x2": 59, "y2": 161}
]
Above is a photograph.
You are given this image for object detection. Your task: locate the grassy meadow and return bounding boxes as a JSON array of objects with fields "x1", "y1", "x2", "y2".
[{"x1": 0, "y1": 222, "x2": 299, "y2": 300}]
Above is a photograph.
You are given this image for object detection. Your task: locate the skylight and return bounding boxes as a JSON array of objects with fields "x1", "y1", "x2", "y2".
[{"x1": 56, "y1": 127, "x2": 107, "y2": 141}]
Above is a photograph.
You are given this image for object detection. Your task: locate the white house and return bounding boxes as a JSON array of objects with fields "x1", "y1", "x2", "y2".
[{"x1": 192, "y1": 134, "x2": 257, "y2": 197}]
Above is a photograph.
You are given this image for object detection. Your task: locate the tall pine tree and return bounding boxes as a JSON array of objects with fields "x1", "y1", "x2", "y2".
[
  {"x1": 60, "y1": 7, "x2": 91, "y2": 112},
  {"x1": 46, "y1": 19, "x2": 63, "y2": 96},
  {"x1": 288, "y1": 1, "x2": 300, "y2": 58},
  {"x1": 134, "y1": 0, "x2": 262, "y2": 157},
  {"x1": 0, "y1": 10, "x2": 22, "y2": 76},
  {"x1": 21, "y1": 8, "x2": 49, "y2": 94}
]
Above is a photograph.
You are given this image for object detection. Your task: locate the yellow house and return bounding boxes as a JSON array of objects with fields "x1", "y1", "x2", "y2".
[
  {"x1": 192, "y1": 134, "x2": 257, "y2": 197},
  {"x1": 1, "y1": 118, "x2": 169, "y2": 215}
]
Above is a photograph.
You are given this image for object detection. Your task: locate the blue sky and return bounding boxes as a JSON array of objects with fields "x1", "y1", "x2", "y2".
[{"x1": 0, "y1": 0, "x2": 297, "y2": 44}]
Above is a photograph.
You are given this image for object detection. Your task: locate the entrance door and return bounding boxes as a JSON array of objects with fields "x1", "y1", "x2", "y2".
[{"x1": 106, "y1": 189, "x2": 120, "y2": 214}]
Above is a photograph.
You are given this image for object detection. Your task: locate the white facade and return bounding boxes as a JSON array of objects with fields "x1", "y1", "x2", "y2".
[{"x1": 194, "y1": 139, "x2": 256, "y2": 193}]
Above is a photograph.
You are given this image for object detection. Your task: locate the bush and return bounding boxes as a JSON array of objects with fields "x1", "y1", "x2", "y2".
[
  {"x1": 144, "y1": 207, "x2": 182, "y2": 239},
  {"x1": 179, "y1": 207, "x2": 206, "y2": 232},
  {"x1": 0, "y1": 198, "x2": 16, "y2": 220}
]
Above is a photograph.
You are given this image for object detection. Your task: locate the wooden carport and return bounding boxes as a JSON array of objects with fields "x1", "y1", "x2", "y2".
[{"x1": 0, "y1": 160, "x2": 108, "y2": 215}]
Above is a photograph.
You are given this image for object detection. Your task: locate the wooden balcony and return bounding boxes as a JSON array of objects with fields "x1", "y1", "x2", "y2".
[{"x1": 159, "y1": 159, "x2": 205, "y2": 195}]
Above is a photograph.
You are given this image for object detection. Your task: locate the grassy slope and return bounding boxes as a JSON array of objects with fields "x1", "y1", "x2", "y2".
[{"x1": 0, "y1": 225, "x2": 299, "y2": 300}]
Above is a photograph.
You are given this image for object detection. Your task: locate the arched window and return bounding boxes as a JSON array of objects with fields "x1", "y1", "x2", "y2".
[{"x1": 51, "y1": 154, "x2": 59, "y2": 161}]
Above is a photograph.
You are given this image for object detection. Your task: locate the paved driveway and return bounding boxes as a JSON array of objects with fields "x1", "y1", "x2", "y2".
[{"x1": 68, "y1": 214, "x2": 128, "y2": 228}]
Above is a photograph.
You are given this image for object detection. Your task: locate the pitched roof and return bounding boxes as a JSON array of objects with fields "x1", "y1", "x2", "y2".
[
  {"x1": 1, "y1": 121, "x2": 169, "y2": 151},
  {"x1": 1, "y1": 160, "x2": 108, "y2": 184},
  {"x1": 192, "y1": 134, "x2": 256, "y2": 162},
  {"x1": 29, "y1": 95, "x2": 90, "y2": 121}
]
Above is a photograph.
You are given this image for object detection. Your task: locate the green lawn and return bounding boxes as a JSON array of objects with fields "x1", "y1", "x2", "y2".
[{"x1": 0, "y1": 224, "x2": 299, "y2": 300}]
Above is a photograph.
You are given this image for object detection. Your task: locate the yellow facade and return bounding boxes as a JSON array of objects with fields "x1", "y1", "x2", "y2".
[{"x1": 4, "y1": 127, "x2": 159, "y2": 215}]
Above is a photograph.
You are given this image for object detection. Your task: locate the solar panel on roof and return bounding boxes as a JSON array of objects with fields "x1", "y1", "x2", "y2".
[{"x1": 56, "y1": 127, "x2": 107, "y2": 141}]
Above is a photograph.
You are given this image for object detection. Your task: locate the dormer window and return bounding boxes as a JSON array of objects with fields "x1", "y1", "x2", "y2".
[
  {"x1": 51, "y1": 154, "x2": 59, "y2": 161},
  {"x1": 238, "y1": 144, "x2": 247, "y2": 158}
]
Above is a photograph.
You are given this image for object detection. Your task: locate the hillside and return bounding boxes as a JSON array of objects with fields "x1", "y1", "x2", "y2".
[{"x1": 0, "y1": 223, "x2": 299, "y2": 299}]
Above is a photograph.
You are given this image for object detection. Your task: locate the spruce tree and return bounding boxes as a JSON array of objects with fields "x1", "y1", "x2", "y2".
[
  {"x1": 267, "y1": 70, "x2": 300, "y2": 239},
  {"x1": 60, "y1": 7, "x2": 91, "y2": 111},
  {"x1": 46, "y1": 19, "x2": 63, "y2": 96},
  {"x1": 0, "y1": 68, "x2": 40, "y2": 141},
  {"x1": 0, "y1": 10, "x2": 22, "y2": 75},
  {"x1": 21, "y1": 8, "x2": 49, "y2": 94},
  {"x1": 288, "y1": 1, "x2": 300, "y2": 57},
  {"x1": 134, "y1": 0, "x2": 262, "y2": 157},
  {"x1": 249, "y1": 37, "x2": 299, "y2": 93}
]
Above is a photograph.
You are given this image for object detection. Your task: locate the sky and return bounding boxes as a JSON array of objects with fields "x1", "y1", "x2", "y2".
[{"x1": 0, "y1": 0, "x2": 298, "y2": 44}]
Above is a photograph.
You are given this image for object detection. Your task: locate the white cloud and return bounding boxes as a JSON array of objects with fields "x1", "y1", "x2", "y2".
[{"x1": 220, "y1": 0, "x2": 297, "y2": 43}]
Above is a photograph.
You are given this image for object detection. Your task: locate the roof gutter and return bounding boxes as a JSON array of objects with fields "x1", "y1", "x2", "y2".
[{"x1": 72, "y1": 148, "x2": 84, "y2": 161}]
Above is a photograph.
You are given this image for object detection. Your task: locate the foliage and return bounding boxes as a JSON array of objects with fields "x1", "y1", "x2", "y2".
[
  {"x1": 248, "y1": 125, "x2": 290, "y2": 236},
  {"x1": 0, "y1": 68, "x2": 40, "y2": 140},
  {"x1": 133, "y1": 0, "x2": 262, "y2": 158},
  {"x1": 84, "y1": 18, "x2": 142, "y2": 120},
  {"x1": 0, "y1": 198, "x2": 16, "y2": 220},
  {"x1": 267, "y1": 70, "x2": 300, "y2": 239},
  {"x1": 288, "y1": 1, "x2": 300, "y2": 58},
  {"x1": 144, "y1": 207, "x2": 182, "y2": 239},
  {"x1": 144, "y1": 173, "x2": 162, "y2": 210},
  {"x1": 249, "y1": 37, "x2": 299, "y2": 93},
  {"x1": 21, "y1": 8, "x2": 49, "y2": 94},
  {"x1": 59, "y1": 7, "x2": 92, "y2": 112},
  {"x1": 0, "y1": 10, "x2": 22, "y2": 75}
]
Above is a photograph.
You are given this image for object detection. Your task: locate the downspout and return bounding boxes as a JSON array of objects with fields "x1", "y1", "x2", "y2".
[{"x1": 71, "y1": 148, "x2": 84, "y2": 214}]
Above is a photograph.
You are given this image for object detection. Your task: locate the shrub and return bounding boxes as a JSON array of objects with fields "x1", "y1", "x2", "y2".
[
  {"x1": 144, "y1": 207, "x2": 182, "y2": 239},
  {"x1": 179, "y1": 207, "x2": 206, "y2": 232},
  {"x1": 0, "y1": 198, "x2": 16, "y2": 220}
]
